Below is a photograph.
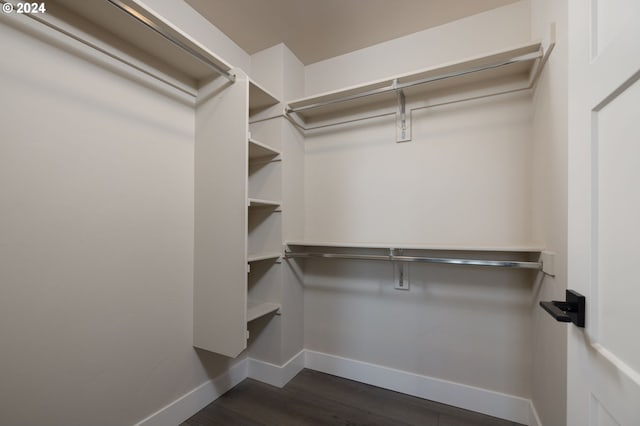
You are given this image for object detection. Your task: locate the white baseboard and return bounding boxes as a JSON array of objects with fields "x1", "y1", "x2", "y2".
[
  {"x1": 248, "y1": 350, "x2": 305, "y2": 388},
  {"x1": 135, "y1": 349, "x2": 542, "y2": 426},
  {"x1": 134, "y1": 359, "x2": 248, "y2": 426},
  {"x1": 132, "y1": 350, "x2": 305, "y2": 426},
  {"x1": 304, "y1": 350, "x2": 535, "y2": 426},
  {"x1": 528, "y1": 400, "x2": 543, "y2": 426}
]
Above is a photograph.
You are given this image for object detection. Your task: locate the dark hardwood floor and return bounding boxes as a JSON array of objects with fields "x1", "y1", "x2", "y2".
[{"x1": 181, "y1": 369, "x2": 525, "y2": 426}]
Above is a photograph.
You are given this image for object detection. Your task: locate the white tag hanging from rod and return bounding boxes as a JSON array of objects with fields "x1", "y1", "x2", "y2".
[
  {"x1": 394, "y1": 79, "x2": 412, "y2": 143},
  {"x1": 391, "y1": 248, "x2": 410, "y2": 290}
]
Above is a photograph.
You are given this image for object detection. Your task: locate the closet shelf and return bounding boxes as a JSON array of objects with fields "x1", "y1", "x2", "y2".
[
  {"x1": 249, "y1": 79, "x2": 279, "y2": 114},
  {"x1": 286, "y1": 242, "x2": 544, "y2": 271},
  {"x1": 247, "y1": 300, "x2": 281, "y2": 322},
  {"x1": 248, "y1": 138, "x2": 281, "y2": 160},
  {"x1": 247, "y1": 252, "x2": 281, "y2": 263},
  {"x1": 286, "y1": 243, "x2": 543, "y2": 270},
  {"x1": 286, "y1": 39, "x2": 553, "y2": 128},
  {"x1": 286, "y1": 241, "x2": 544, "y2": 253},
  {"x1": 248, "y1": 198, "x2": 281, "y2": 208},
  {"x1": 48, "y1": 0, "x2": 233, "y2": 85}
]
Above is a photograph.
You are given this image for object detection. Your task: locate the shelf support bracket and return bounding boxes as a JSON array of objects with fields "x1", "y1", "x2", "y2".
[
  {"x1": 391, "y1": 248, "x2": 410, "y2": 290},
  {"x1": 394, "y1": 79, "x2": 411, "y2": 143}
]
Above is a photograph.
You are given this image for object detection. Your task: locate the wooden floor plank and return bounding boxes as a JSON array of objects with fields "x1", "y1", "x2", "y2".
[
  {"x1": 286, "y1": 369, "x2": 439, "y2": 425},
  {"x1": 182, "y1": 369, "x2": 525, "y2": 426},
  {"x1": 214, "y1": 379, "x2": 402, "y2": 426},
  {"x1": 287, "y1": 369, "x2": 518, "y2": 426},
  {"x1": 184, "y1": 402, "x2": 265, "y2": 426},
  {"x1": 438, "y1": 413, "x2": 521, "y2": 426}
]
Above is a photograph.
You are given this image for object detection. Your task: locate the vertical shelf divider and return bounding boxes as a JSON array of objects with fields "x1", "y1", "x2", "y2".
[{"x1": 194, "y1": 69, "x2": 250, "y2": 358}]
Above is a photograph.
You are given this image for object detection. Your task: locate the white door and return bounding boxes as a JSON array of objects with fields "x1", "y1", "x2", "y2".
[{"x1": 567, "y1": 0, "x2": 640, "y2": 425}]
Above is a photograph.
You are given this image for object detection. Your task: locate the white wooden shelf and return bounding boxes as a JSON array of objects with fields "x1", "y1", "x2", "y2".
[
  {"x1": 286, "y1": 241, "x2": 544, "y2": 253},
  {"x1": 50, "y1": 0, "x2": 232, "y2": 85},
  {"x1": 247, "y1": 252, "x2": 281, "y2": 263},
  {"x1": 286, "y1": 40, "x2": 552, "y2": 126},
  {"x1": 248, "y1": 198, "x2": 281, "y2": 208},
  {"x1": 247, "y1": 300, "x2": 281, "y2": 322},
  {"x1": 249, "y1": 79, "x2": 279, "y2": 114},
  {"x1": 285, "y1": 242, "x2": 544, "y2": 271},
  {"x1": 248, "y1": 138, "x2": 280, "y2": 160}
]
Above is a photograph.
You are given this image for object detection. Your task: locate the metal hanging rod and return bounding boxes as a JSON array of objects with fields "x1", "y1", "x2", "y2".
[
  {"x1": 286, "y1": 51, "x2": 541, "y2": 114},
  {"x1": 0, "y1": 0, "x2": 193, "y2": 96},
  {"x1": 285, "y1": 251, "x2": 542, "y2": 270},
  {"x1": 105, "y1": 0, "x2": 235, "y2": 82},
  {"x1": 285, "y1": 85, "x2": 531, "y2": 132},
  {"x1": 0, "y1": 0, "x2": 235, "y2": 90}
]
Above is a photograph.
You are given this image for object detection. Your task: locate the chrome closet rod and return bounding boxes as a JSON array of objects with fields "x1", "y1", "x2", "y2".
[
  {"x1": 0, "y1": 0, "x2": 189, "y2": 96},
  {"x1": 285, "y1": 85, "x2": 529, "y2": 131},
  {"x1": 105, "y1": 0, "x2": 235, "y2": 82},
  {"x1": 0, "y1": 0, "x2": 234, "y2": 95},
  {"x1": 286, "y1": 51, "x2": 541, "y2": 114},
  {"x1": 285, "y1": 251, "x2": 542, "y2": 270}
]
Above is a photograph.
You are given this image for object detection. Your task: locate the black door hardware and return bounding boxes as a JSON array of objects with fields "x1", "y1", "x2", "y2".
[{"x1": 540, "y1": 290, "x2": 585, "y2": 328}]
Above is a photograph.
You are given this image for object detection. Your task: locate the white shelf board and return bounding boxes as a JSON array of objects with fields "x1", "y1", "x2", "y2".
[
  {"x1": 52, "y1": 0, "x2": 232, "y2": 83},
  {"x1": 286, "y1": 41, "x2": 545, "y2": 123},
  {"x1": 285, "y1": 241, "x2": 544, "y2": 253},
  {"x1": 247, "y1": 252, "x2": 281, "y2": 262},
  {"x1": 246, "y1": 300, "x2": 281, "y2": 322},
  {"x1": 248, "y1": 138, "x2": 280, "y2": 160},
  {"x1": 249, "y1": 79, "x2": 279, "y2": 114},
  {"x1": 248, "y1": 198, "x2": 281, "y2": 208}
]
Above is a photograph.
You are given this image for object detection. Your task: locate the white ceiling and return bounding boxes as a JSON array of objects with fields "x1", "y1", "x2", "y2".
[{"x1": 184, "y1": 0, "x2": 520, "y2": 65}]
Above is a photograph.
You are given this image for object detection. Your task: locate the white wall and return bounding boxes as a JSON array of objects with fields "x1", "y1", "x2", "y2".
[
  {"x1": 300, "y1": 1, "x2": 537, "y2": 402},
  {"x1": 304, "y1": 0, "x2": 531, "y2": 96},
  {"x1": 0, "y1": 9, "x2": 246, "y2": 426},
  {"x1": 303, "y1": 93, "x2": 534, "y2": 246},
  {"x1": 304, "y1": 260, "x2": 534, "y2": 397},
  {"x1": 302, "y1": 1, "x2": 535, "y2": 248},
  {"x1": 530, "y1": 0, "x2": 569, "y2": 425},
  {"x1": 302, "y1": 97, "x2": 536, "y2": 397}
]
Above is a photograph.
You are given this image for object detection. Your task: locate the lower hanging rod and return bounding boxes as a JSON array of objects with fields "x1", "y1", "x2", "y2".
[{"x1": 284, "y1": 251, "x2": 541, "y2": 270}]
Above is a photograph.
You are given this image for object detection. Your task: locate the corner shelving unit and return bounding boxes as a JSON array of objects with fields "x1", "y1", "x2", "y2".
[
  {"x1": 246, "y1": 80, "x2": 282, "y2": 335},
  {"x1": 194, "y1": 70, "x2": 281, "y2": 358}
]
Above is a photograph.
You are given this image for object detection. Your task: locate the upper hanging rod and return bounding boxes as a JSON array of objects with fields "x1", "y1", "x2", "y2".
[
  {"x1": 285, "y1": 251, "x2": 541, "y2": 270},
  {"x1": 0, "y1": 0, "x2": 186, "y2": 96},
  {"x1": 0, "y1": 0, "x2": 235, "y2": 94},
  {"x1": 286, "y1": 51, "x2": 541, "y2": 114},
  {"x1": 105, "y1": 0, "x2": 235, "y2": 82}
]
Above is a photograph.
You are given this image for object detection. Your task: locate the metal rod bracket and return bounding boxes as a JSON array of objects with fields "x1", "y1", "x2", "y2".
[
  {"x1": 395, "y1": 80, "x2": 411, "y2": 143},
  {"x1": 392, "y1": 248, "x2": 410, "y2": 290}
]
